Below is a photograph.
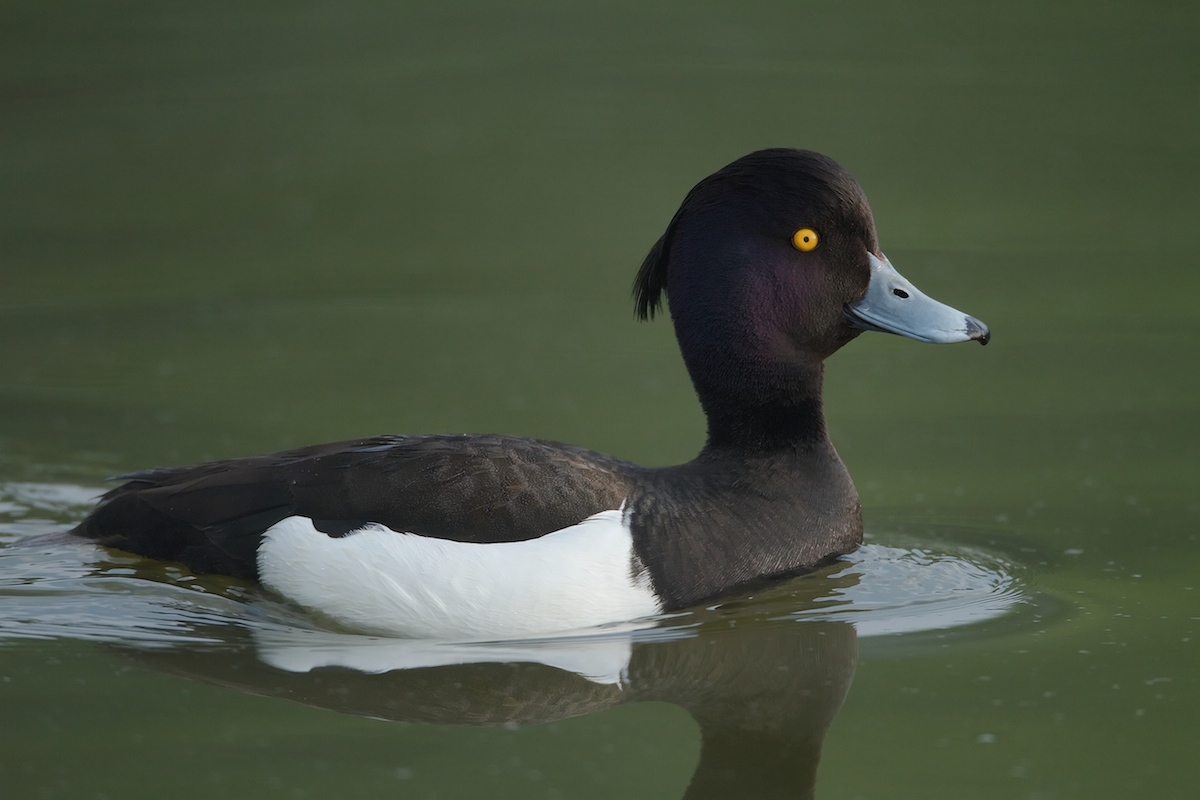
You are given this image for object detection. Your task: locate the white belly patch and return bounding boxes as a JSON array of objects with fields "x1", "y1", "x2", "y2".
[{"x1": 257, "y1": 509, "x2": 662, "y2": 639}]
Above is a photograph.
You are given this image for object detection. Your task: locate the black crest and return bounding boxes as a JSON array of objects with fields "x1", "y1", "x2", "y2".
[{"x1": 633, "y1": 230, "x2": 671, "y2": 321}]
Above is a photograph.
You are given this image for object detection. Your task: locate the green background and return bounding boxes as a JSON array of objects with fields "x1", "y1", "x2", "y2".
[{"x1": 2, "y1": 1, "x2": 1197, "y2": 797}]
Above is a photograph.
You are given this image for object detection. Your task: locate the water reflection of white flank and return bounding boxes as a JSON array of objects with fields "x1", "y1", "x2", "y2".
[{"x1": 253, "y1": 627, "x2": 640, "y2": 685}]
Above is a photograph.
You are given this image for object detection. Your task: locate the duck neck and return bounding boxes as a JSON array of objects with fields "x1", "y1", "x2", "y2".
[{"x1": 694, "y1": 360, "x2": 832, "y2": 458}]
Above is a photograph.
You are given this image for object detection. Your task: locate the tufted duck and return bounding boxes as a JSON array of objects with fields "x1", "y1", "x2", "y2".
[{"x1": 71, "y1": 149, "x2": 989, "y2": 638}]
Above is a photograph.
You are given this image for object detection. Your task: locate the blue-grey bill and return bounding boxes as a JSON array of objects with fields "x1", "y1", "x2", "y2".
[{"x1": 845, "y1": 253, "x2": 990, "y2": 345}]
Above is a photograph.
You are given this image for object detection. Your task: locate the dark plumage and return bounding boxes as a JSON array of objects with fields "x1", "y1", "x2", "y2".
[
  {"x1": 74, "y1": 434, "x2": 634, "y2": 579},
  {"x1": 72, "y1": 148, "x2": 989, "y2": 631}
]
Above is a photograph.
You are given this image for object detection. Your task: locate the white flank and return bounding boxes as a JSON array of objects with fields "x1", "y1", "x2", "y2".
[{"x1": 257, "y1": 509, "x2": 662, "y2": 640}]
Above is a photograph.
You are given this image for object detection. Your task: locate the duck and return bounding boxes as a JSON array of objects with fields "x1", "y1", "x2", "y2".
[{"x1": 71, "y1": 148, "x2": 989, "y2": 639}]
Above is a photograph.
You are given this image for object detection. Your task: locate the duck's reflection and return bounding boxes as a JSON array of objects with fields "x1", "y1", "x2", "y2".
[{"x1": 119, "y1": 611, "x2": 856, "y2": 799}]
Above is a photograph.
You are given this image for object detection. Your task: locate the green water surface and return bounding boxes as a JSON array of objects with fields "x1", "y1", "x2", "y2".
[{"x1": 2, "y1": 1, "x2": 1197, "y2": 798}]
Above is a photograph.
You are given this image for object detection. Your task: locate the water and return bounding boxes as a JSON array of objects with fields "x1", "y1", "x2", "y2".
[{"x1": 2, "y1": 1, "x2": 1197, "y2": 797}]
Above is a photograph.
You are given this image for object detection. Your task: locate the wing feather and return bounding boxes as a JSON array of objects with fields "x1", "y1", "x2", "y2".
[{"x1": 73, "y1": 435, "x2": 635, "y2": 580}]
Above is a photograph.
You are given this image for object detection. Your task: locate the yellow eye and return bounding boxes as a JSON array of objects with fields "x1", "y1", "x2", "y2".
[{"x1": 792, "y1": 228, "x2": 819, "y2": 252}]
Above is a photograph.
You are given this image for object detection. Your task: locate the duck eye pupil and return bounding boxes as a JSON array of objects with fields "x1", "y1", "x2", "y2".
[{"x1": 893, "y1": 289, "x2": 910, "y2": 299}]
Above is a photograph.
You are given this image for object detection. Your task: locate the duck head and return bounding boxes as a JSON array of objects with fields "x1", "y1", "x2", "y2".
[{"x1": 633, "y1": 148, "x2": 989, "y2": 449}]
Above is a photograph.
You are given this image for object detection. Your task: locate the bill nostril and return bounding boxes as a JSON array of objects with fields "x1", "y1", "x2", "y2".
[{"x1": 892, "y1": 288, "x2": 910, "y2": 299}]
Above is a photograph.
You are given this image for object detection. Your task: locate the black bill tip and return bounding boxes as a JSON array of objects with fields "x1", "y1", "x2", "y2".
[{"x1": 966, "y1": 316, "x2": 991, "y2": 346}]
